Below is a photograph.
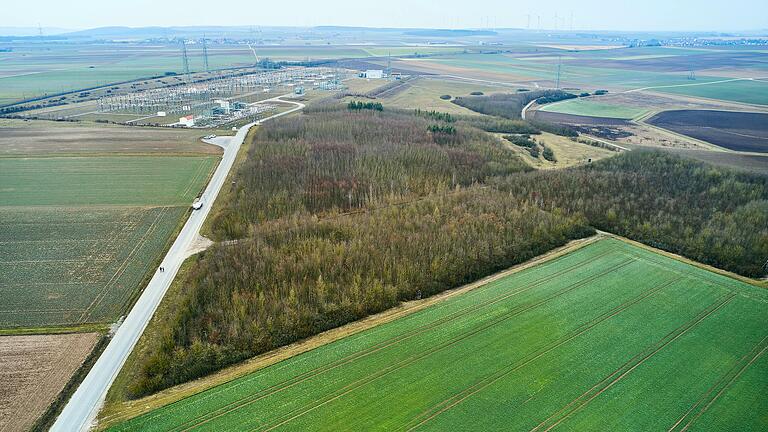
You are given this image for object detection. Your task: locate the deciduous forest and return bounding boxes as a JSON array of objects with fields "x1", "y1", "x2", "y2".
[
  {"x1": 209, "y1": 108, "x2": 528, "y2": 239},
  {"x1": 493, "y1": 151, "x2": 768, "y2": 277},
  {"x1": 129, "y1": 108, "x2": 768, "y2": 399},
  {"x1": 128, "y1": 108, "x2": 589, "y2": 397}
]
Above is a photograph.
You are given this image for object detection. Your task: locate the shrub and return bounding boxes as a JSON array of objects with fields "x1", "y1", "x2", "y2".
[
  {"x1": 542, "y1": 145, "x2": 557, "y2": 162},
  {"x1": 347, "y1": 101, "x2": 383, "y2": 111},
  {"x1": 535, "y1": 92, "x2": 577, "y2": 105},
  {"x1": 504, "y1": 134, "x2": 536, "y2": 148},
  {"x1": 453, "y1": 90, "x2": 573, "y2": 120},
  {"x1": 414, "y1": 109, "x2": 455, "y2": 123}
]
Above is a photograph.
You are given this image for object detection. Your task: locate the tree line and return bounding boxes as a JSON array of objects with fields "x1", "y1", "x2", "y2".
[{"x1": 492, "y1": 150, "x2": 768, "y2": 277}]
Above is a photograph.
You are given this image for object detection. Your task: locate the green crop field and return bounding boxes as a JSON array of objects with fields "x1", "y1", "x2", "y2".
[
  {"x1": 0, "y1": 156, "x2": 216, "y2": 206},
  {"x1": 418, "y1": 53, "x2": 768, "y2": 106},
  {"x1": 0, "y1": 155, "x2": 218, "y2": 328},
  {"x1": 0, "y1": 43, "x2": 464, "y2": 105},
  {"x1": 540, "y1": 98, "x2": 648, "y2": 119},
  {"x1": 655, "y1": 79, "x2": 768, "y2": 106},
  {"x1": 108, "y1": 238, "x2": 768, "y2": 431}
]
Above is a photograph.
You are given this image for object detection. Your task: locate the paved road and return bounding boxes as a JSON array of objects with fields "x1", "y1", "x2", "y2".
[
  {"x1": 51, "y1": 95, "x2": 304, "y2": 432},
  {"x1": 521, "y1": 99, "x2": 536, "y2": 120}
]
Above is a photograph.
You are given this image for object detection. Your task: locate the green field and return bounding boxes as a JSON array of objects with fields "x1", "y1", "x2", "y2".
[
  {"x1": 0, "y1": 43, "x2": 465, "y2": 105},
  {"x1": 655, "y1": 79, "x2": 768, "y2": 106},
  {"x1": 0, "y1": 156, "x2": 216, "y2": 206},
  {"x1": 0, "y1": 155, "x2": 218, "y2": 328},
  {"x1": 540, "y1": 98, "x2": 648, "y2": 119},
  {"x1": 109, "y1": 238, "x2": 768, "y2": 431},
  {"x1": 419, "y1": 53, "x2": 768, "y2": 105}
]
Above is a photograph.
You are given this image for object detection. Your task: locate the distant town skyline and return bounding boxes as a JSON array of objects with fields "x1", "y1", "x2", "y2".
[{"x1": 3, "y1": 0, "x2": 767, "y2": 33}]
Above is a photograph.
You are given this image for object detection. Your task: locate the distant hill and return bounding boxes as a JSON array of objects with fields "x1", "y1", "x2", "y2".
[
  {"x1": 0, "y1": 26, "x2": 72, "y2": 37},
  {"x1": 404, "y1": 29, "x2": 498, "y2": 37},
  {"x1": 57, "y1": 25, "x2": 499, "y2": 41},
  {"x1": 59, "y1": 26, "x2": 283, "y2": 39}
]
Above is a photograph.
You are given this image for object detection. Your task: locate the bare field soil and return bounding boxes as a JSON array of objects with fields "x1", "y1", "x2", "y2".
[
  {"x1": 569, "y1": 51, "x2": 768, "y2": 72},
  {"x1": 392, "y1": 58, "x2": 538, "y2": 86},
  {"x1": 0, "y1": 119, "x2": 220, "y2": 156},
  {"x1": 0, "y1": 332, "x2": 100, "y2": 432},
  {"x1": 647, "y1": 110, "x2": 768, "y2": 153},
  {"x1": 615, "y1": 123, "x2": 710, "y2": 150},
  {"x1": 529, "y1": 110, "x2": 631, "y2": 126},
  {"x1": 663, "y1": 149, "x2": 768, "y2": 175}
]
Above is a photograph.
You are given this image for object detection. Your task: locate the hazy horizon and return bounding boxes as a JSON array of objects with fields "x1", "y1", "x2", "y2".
[{"x1": 3, "y1": 0, "x2": 768, "y2": 33}]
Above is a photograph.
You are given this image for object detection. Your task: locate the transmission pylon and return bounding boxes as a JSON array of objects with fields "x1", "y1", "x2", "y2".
[
  {"x1": 181, "y1": 41, "x2": 191, "y2": 77},
  {"x1": 202, "y1": 37, "x2": 210, "y2": 73},
  {"x1": 555, "y1": 55, "x2": 562, "y2": 89}
]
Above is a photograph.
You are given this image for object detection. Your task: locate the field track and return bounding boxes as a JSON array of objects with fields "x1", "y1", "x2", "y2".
[{"x1": 108, "y1": 238, "x2": 768, "y2": 431}]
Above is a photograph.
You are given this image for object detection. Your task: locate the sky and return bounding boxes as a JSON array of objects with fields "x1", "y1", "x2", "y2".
[{"x1": 3, "y1": 0, "x2": 767, "y2": 32}]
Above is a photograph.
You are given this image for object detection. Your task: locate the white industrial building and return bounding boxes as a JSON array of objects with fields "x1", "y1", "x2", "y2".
[
  {"x1": 364, "y1": 69, "x2": 384, "y2": 79},
  {"x1": 179, "y1": 114, "x2": 195, "y2": 127}
]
